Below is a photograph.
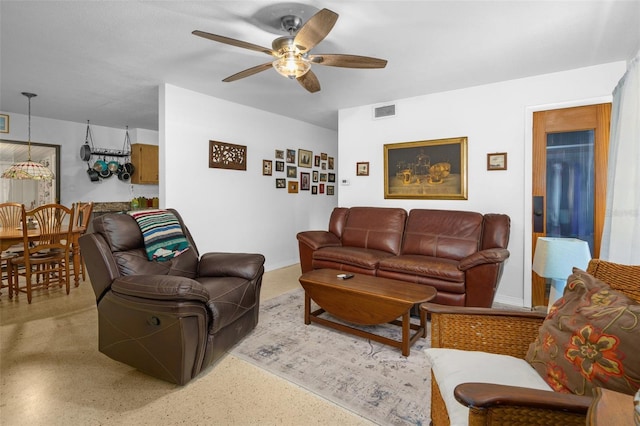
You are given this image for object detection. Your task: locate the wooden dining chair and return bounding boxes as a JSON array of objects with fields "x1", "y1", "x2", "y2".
[
  {"x1": 73, "y1": 201, "x2": 93, "y2": 282},
  {"x1": 8, "y1": 203, "x2": 75, "y2": 303},
  {"x1": 0, "y1": 202, "x2": 24, "y2": 298}
]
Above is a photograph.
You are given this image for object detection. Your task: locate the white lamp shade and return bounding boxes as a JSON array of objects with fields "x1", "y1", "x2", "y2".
[{"x1": 532, "y1": 237, "x2": 592, "y2": 279}]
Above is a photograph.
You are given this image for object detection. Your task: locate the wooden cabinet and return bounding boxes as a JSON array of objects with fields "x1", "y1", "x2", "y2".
[{"x1": 130, "y1": 144, "x2": 158, "y2": 184}]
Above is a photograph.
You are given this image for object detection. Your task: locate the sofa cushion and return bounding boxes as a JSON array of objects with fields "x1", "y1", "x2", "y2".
[
  {"x1": 341, "y1": 207, "x2": 407, "y2": 255},
  {"x1": 402, "y1": 209, "x2": 483, "y2": 260},
  {"x1": 312, "y1": 246, "x2": 395, "y2": 270},
  {"x1": 525, "y1": 268, "x2": 640, "y2": 396},
  {"x1": 426, "y1": 348, "x2": 552, "y2": 426},
  {"x1": 378, "y1": 255, "x2": 464, "y2": 283}
]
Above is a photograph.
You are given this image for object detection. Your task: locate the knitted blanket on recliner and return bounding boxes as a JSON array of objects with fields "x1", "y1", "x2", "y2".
[{"x1": 128, "y1": 209, "x2": 189, "y2": 262}]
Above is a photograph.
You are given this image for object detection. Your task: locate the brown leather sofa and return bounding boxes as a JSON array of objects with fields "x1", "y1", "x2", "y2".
[
  {"x1": 79, "y1": 209, "x2": 265, "y2": 385},
  {"x1": 297, "y1": 207, "x2": 510, "y2": 307}
]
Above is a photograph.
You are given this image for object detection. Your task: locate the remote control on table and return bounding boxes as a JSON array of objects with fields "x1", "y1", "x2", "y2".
[{"x1": 337, "y1": 273, "x2": 354, "y2": 279}]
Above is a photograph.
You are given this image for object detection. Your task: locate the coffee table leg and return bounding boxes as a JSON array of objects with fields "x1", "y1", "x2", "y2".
[
  {"x1": 401, "y1": 311, "x2": 410, "y2": 356},
  {"x1": 420, "y1": 306, "x2": 427, "y2": 338},
  {"x1": 304, "y1": 291, "x2": 311, "y2": 325}
]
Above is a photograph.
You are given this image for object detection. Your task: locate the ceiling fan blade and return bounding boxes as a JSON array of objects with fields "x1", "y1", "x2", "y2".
[
  {"x1": 222, "y1": 62, "x2": 273, "y2": 82},
  {"x1": 294, "y1": 8, "x2": 338, "y2": 53},
  {"x1": 192, "y1": 30, "x2": 276, "y2": 56},
  {"x1": 310, "y1": 54, "x2": 388, "y2": 69},
  {"x1": 297, "y1": 70, "x2": 321, "y2": 93}
]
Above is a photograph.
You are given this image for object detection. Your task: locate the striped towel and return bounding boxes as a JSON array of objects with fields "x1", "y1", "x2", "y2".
[{"x1": 128, "y1": 209, "x2": 190, "y2": 262}]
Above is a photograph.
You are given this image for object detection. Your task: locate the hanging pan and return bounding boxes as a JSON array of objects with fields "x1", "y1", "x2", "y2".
[
  {"x1": 86, "y1": 163, "x2": 99, "y2": 182},
  {"x1": 80, "y1": 120, "x2": 95, "y2": 161}
]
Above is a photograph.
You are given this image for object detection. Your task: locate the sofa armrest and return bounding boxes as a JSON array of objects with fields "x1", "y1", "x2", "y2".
[
  {"x1": 198, "y1": 252, "x2": 265, "y2": 280},
  {"x1": 296, "y1": 230, "x2": 341, "y2": 250},
  {"x1": 297, "y1": 231, "x2": 342, "y2": 273},
  {"x1": 454, "y1": 383, "x2": 591, "y2": 422},
  {"x1": 422, "y1": 303, "x2": 546, "y2": 358},
  {"x1": 458, "y1": 248, "x2": 510, "y2": 271},
  {"x1": 112, "y1": 275, "x2": 210, "y2": 303}
]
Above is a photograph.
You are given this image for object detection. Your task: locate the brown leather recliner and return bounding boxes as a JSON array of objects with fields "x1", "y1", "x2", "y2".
[{"x1": 79, "y1": 209, "x2": 265, "y2": 385}]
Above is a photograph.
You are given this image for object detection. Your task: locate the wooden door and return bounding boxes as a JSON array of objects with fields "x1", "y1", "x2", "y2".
[{"x1": 532, "y1": 103, "x2": 610, "y2": 306}]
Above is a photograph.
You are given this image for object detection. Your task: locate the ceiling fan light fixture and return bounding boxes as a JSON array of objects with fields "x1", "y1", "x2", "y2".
[{"x1": 272, "y1": 52, "x2": 310, "y2": 79}]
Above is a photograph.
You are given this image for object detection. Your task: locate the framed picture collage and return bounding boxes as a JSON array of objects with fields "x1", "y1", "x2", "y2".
[{"x1": 265, "y1": 149, "x2": 335, "y2": 195}]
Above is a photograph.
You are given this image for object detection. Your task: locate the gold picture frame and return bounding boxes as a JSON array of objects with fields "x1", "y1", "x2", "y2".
[
  {"x1": 487, "y1": 152, "x2": 507, "y2": 170},
  {"x1": 384, "y1": 136, "x2": 468, "y2": 200},
  {"x1": 298, "y1": 149, "x2": 312, "y2": 168}
]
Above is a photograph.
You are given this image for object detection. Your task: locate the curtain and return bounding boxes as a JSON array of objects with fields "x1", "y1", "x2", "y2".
[{"x1": 601, "y1": 51, "x2": 640, "y2": 263}]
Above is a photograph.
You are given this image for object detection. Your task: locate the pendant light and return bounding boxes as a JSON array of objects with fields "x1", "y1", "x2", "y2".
[{"x1": 1, "y1": 92, "x2": 55, "y2": 180}]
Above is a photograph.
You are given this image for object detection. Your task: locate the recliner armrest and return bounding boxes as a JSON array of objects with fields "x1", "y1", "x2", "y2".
[
  {"x1": 454, "y1": 382, "x2": 591, "y2": 413},
  {"x1": 458, "y1": 248, "x2": 510, "y2": 271},
  {"x1": 296, "y1": 231, "x2": 341, "y2": 250},
  {"x1": 112, "y1": 275, "x2": 209, "y2": 303},
  {"x1": 198, "y1": 252, "x2": 265, "y2": 280}
]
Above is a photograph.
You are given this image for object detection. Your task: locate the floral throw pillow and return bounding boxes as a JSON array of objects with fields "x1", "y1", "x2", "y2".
[{"x1": 525, "y1": 268, "x2": 640, "y2": 396}]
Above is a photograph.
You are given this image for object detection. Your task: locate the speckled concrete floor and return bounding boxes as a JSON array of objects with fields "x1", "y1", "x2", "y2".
[{"x1": 0, "y1": 264, "x2": 373, "y2": 426}]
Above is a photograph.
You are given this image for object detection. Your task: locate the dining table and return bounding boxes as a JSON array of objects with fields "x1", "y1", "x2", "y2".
[{"x1": 0, "y1": 225, "x2": 87, "y2": 287}]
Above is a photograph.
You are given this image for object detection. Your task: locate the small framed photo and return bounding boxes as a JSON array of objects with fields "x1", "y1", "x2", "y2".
[
  {"x1": 327, "y1": 185, "x2": 335, "y2": 196},
  {"x1": 328, "y1": 173, "x2": 336, "y2": 183},
  {"x1": 328, "y1": 157, "x2": 334, "y2": 169},
  {"x1": 319, "y1": 183, "x2": 325, "y2": 194},
  {"x1": 0, "y1": 114, "x2": 9, "y2": 133},
  {"x1": 319, "y1": 173, "x2": 327, "y2": 182},
  {"x1": 298, "y1": 149, "x2": 312, "y2": 168},
  {"x1": 300, "y1": 172, "x2": 310, "y2": 190},
  {"x1": 275, "y1": 149, "x2": 284, "y2": 159},
  {"x1": 275, "y1": 161, "x2": 284, "y2": 172},
  {"x1": 287, "y1": 165, "x2": 297, "y2": 178},
  {"x1": 321, "y1": 162, "x2": 327, "y2": 170},
  {"x1": 311, "y1": 185, "x2": 318, "y2": 194},
  {"x1": 286, "y1": 149, "x2": 296, "y2": 163},
  {"x1": 321, "y1": 152, "x2": 328, "y2": 161},
  {"x1": 262, "y1": 160, "x2": 272, "y2": 176},
  {"x1": 312, "y1": 170, "x2": 319, "y2": 182},
  {"x1": 356, "y1": 162, "x2": 369, "y2": 176},
  {"x1": 487, "y1": 152, "x2": 507, "y2": 171},
  {"x1": 276, "y1": 178, "x2": 286, "y2": 188},
  {"x1": 288, "y1": 181, "x2": 299, "y2": 193},
  {"x1": 314, "y1": 155, "x2": 321, "y2": 167}
]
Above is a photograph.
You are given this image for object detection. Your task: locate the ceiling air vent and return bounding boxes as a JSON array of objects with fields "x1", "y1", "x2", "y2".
[{"x1": 373, "y1": 104, "x2": 396, "y2": 120}]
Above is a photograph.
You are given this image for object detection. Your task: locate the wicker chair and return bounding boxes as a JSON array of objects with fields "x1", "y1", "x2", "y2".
[{"x1": 423, "y1": 259, "x2": 640, "y2": 426}]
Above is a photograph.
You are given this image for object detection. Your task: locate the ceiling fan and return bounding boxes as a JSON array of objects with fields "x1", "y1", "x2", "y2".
[{"x1": 192, "y1": 8, "x2": 387, "y2": 93}]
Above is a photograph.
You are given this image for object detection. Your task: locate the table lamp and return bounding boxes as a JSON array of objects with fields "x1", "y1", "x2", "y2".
[{"x1": 532, "y1": 237, "x2": 591, "y2": 311}]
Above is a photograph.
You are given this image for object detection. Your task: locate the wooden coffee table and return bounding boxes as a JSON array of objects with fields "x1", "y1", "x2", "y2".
[{"x1": 298, "y1": 268, "x2": 437, "y2": 356}]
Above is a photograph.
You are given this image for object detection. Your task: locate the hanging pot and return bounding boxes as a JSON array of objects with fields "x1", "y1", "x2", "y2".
[
  {"x1": 118, "y1": 166, "x2": 131, "y2": 181},
  {"x1": 123, "y1": 162, "x2": 135, "y2": 175},
  {"x1": 87, "y1": 164, "x2": 99, "y2": 182},
  {"x1": 80, "y1": 143, "x2": 92, "y2": 161},
  {"x1": 99, "y1": 167, "x2": 112, "y2": 178},
  {"x1": 93, "y1": 159, "x2": 107, "y2": 172},
  {"x1": 107, "y1": 160, "x2": 120, "y2": 173}
]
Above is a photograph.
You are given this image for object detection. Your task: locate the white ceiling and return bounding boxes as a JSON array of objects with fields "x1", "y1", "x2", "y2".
[{"x1": 1, "y1": 1, "x2": 639, "y2": 131}]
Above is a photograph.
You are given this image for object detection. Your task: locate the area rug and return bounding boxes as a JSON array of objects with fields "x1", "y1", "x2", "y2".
[{"x1": 230, "y1": 288, "x2": 432, "y2": 425}]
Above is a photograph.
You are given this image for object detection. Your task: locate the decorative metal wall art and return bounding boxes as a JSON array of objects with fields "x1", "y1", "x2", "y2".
[{"x1": 209, "y1": 140, "x2": 247, "y2": 171}]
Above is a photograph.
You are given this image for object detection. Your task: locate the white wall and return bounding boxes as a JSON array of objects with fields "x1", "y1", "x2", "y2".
[
  {"x1": 0, "y1": 111, "x2": 159, "y2": 205},
  {"x1": 160, "y1": 84, "x2": 338, "y2": 271},
  {"x1": 337, "y1": 61, "x2": 626, "y2": 307}
]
